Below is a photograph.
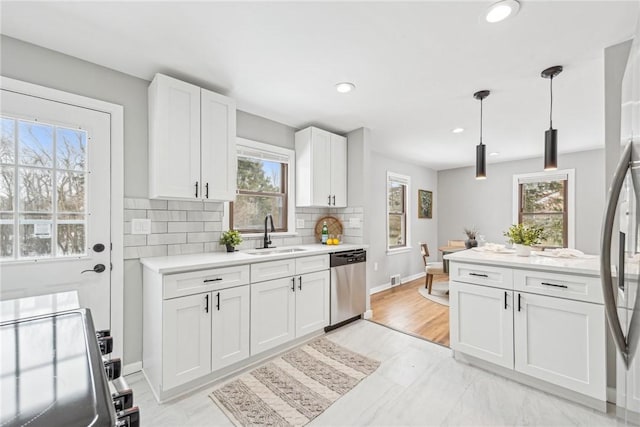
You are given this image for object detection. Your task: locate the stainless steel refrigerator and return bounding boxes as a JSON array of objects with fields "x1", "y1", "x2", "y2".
[{"x1": 601, "y1": 15, "x2": 640, "y2": 424}]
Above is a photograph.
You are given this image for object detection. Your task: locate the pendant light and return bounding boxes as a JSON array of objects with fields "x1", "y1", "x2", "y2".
[
  {"x1": 541, "y1": 65, "x2": 563, "y2": 171},
  {"x1": 474, "y1": 90, "x2": 490, "y2": 180}
]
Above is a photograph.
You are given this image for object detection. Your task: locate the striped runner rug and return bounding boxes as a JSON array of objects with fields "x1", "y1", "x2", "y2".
[{"x1": 209, "y1": 337, "x2": 380, "y2": 426}]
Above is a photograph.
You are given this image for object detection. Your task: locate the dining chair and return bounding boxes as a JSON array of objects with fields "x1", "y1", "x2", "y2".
[
  {"x1": 448, "y1": 240, "x2": 466, "y2": 248},
  {"x1": 420, "y1": 243, "x2": 445, "y2": 294}
]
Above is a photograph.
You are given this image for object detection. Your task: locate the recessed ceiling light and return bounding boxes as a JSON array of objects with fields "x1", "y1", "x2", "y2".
[
  {"x1": 485, "y1": 0, "x2": 520, "y2": 23},
  {"x1": 335, "y1": 82, "x2": 356, "y2": 93},
  {"x1": 489, "y1": 152, "x2": 500, "y2": 156},
  {"x1": 452, "y1": 128, "x2": 465, "y2": 134}
]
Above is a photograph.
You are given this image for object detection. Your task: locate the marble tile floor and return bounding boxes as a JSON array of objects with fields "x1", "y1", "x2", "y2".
[{"x1": 128, "y1": 320, "x2": 619, "y2": 426}]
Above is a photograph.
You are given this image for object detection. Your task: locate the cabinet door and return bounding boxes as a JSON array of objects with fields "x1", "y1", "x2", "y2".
[
  {"x1": 201, "y1": 88, "x2": 236, "y2": 201},
  {"x1": 212, "y1": 285, "x2": 250, "y2": 371},
  {"x1": 148, "y1": 74, "x2": 201, "y2": 199},
  {"x1": 311, "y1": 127, "x2": 332, "y2": 206},
  {"x1": 330, "y1": 134, "x2": 347, "y2": 207},
  {"x1": 514, "y1": 292, "x2": 606, "y2": 400},
  {"x1": 295, "y1": 270, "x2": 330, "y2": 337},
  {"x1": 450, "y1": 281, "x2": 514, "y2": 369},
  {"x1": 251, "y1": 277, "x2": 296, "y2": 355},
  {"x1": 162, "y1": 293, "x2": 211, "y2": 389}
]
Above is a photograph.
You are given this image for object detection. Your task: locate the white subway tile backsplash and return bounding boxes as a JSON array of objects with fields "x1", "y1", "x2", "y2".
[
  {"x1": 148, "y1": 210, "x2": 187, "y2": 222},
  {"x1": 147, "y1": 233, "x2": 187, "y2": 245},
  {"x1": 187, "y1": 211, "x2": 220, "y2": 222},
  {"x1": 167, "y1": 200, "x2": 204, "y2": 211},
  {"x1": 168, "y1": 222, "x2": 204, "y2": 233},
  {"x1": 124, "y1": 198, "x2": 168, "y2": 210},
  {"x1": 124, "y1": 245, "x2": 168, "y2": 260},
  {"x1": 204, "y1": 202, "x2": 224, "y2": 211},
  {"x1": 151, "y1": 222, "x2": 168, "y2": 233},
  {"x1": 124, "y1": 210, "x2": 147, "y2": 221},
  {"x1": 203, "y1": 222, "x2": 222, "y2": 232},
  {"x1": 124, "y1": 234, "x2": 146, "y2": 247},
  {"x1": 187, "y1": 232, "x2": 220, "y2": 243},
  {"x1": 168, "y1": 243, "x2": 205, "y2": 256}
]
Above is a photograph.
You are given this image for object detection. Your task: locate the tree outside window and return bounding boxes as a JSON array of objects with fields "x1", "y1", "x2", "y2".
[
  {"x1": 387, "y1": 172, "x2": 410, "y2": 250},
  {"x1": 518, "y1": 177, "x2": 568, "y2": 248}
]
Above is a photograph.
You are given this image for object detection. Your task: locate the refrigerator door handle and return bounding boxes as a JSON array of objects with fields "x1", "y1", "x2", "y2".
[{"x1": 601, "y1": 140, "x2": 632, "y2": 367}]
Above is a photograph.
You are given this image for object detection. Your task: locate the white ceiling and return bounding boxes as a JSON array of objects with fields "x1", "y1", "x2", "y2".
[{"x1": 1, "y1": 1, "x2": 638, "y2": 170}]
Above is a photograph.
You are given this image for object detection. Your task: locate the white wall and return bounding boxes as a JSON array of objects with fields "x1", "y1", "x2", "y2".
[
  {"x1": 367, "y1": 151, "x2": 438, "y2": 291},
  {"x1": 437, "y1": 149, "x2": 605, "y2": 256}
]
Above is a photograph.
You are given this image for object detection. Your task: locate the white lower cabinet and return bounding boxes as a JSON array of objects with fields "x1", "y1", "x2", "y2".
[
  {"x1": 212, "y1": 285, "x2": 250, "y2": 371},
  {"x1": 514, "y1": 292, "x2": 606, "y2": 399},
  {"x1": 450, "y1": 282, "x2": 514, "y2": 369},
  {"x1": 250, "y1": 277, "x2": 296, "y2": 355},
  {"x1": 251, "y1": 270, "x2": 330, "y2": 356},
  {"x1": 163, "y1": 293, "x2": 212, "y2": 390},
  {"x1": 450, "y1": 278, "x2": 606, "y2": 401}
]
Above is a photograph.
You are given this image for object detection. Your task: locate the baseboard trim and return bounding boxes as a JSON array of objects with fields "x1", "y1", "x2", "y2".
[
  {"x1": 370, "y1": 272, "x2": 426, "y2": 295},
  {"x1": 123, "y1": 361, "x2": 143, "y2": 376},
  {"x1": 608, "y1": 386, "x2": 617, "y2": 404},
  {"x1": 363, "y1": 309, "x2": 373, "y2": 319}
]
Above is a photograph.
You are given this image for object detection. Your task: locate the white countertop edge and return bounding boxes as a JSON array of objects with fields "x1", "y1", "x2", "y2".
[
  {"x1": 140, "y1": 243, "x2": 368, "y2": 274},
  {"x1": 444, "y1": 249, "x2": 601, "y2": 277}
]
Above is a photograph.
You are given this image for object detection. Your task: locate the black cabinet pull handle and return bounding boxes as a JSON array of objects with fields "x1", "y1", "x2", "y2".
[
  {"x1": 205, "y1": 294, "x2": 209, "y2": 313},
  {"x1": 328, "y1": 195, "x2": 331, "y2": 205},
  {"x1": 504, "y1": 291, "x2": 508, "y2": 310},
  {"x1": 204, "y1": 278, "x2": 223, "y2": 283},
  {"x1": 216, "y1": 292, "x2": 220, "y2": 311},
  {"x1": 517, "y1": 293, "x2": 522, "y2": 312},
  {"x1": 469, "y1": 272, "x2": 488, "y2": 278},
  {"x1": 541, "y1": 282, "x2": 568, "y2": 289},
  {"x1": 291, "y1": 277, "x2": 296, "y2": 292},
  {"x1": 332, "y1": 195, "x2": 336, "y2": 205},
  {"x1": 195, "y1": 181, "x2": 199, "y2": 198},
  {"x1": 298, "y1": 276, "x2": 302, "y2": 290},
  {"x1": 205, "y1": 182, "x2": 209, "y2": 199}
]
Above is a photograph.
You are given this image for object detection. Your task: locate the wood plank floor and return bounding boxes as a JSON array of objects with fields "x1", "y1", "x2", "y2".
[{"x1": 370, "y1": 274, "x2": 450, "y2": 347}]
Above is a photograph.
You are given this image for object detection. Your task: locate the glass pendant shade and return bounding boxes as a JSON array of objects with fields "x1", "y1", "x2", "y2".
[
  {"x1": 476, "y1": 143, "x2": 487, "y2": 179},
  {"x1": 544, "y1": 128, "x2": 558, "y2": 170}
]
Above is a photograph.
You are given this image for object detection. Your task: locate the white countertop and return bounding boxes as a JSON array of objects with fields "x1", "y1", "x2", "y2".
[
  {"x1": 444, "y1": 248, "x2": 601, "y2": 276},
  {"x1": 140, "y1": 243, "x2": 368, "y2": 274}
]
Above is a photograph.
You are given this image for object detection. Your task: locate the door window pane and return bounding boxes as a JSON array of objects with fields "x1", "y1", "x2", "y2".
[
  {"x1": 56, "y1": 128, "x2": 86, "y2": 171},
  {"x1": 19, "y1": 214, "x2": 53, "y2": 258},
  {"x1": 1, "y1": 214, "x2": 13, "y2": 258},
  {"x1": 19, "y1": 168, "x2": 52, "y2": 212},
  {"x1": 18, "y1": 121, "x2": 53, "y2": 167},
  {"x1": 57, "y1": 214, "x2": 86, "y2": 256},
  {"x1": 0, "y1": 167, "x2": 14, "y2": 211},
  {"x1": 1, "y1": 118, "x2": 15, "y2": 164},
  {"x1": 57, "y1": 171, "x2": 85, "y2": 213}
]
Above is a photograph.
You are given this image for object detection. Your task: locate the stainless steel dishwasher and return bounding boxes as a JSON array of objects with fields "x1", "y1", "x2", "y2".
[{"x1": 328, "y1": 249, "x2": 367, "y2": 329}]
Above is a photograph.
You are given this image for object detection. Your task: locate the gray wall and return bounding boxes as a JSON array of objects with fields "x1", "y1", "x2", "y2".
[
  {"x1": 437, "y1": 149, "x2": 605, "y2": 255},
  {"x1": 367, "y1": 151, "x2": 439, "y2": 291}
]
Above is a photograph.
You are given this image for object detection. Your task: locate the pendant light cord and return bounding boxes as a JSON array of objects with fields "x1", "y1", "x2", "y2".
[
  {"x1": 549, "y1": 76, "x2": 553, "y2": 129},
  {"x1": 480, "y1": 98, "x2": 483, "y2": 145}
]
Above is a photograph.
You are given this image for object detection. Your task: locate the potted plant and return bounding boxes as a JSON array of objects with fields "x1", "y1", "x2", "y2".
[
  {"x1": 464, "y1": 227, "x2": 478, "y2": 249},
  {"x1": 220, "y1": 229, "x2": 243, "y2": 253},
  {"x1": 503, "y1": 223, "x2": 544, "y2": 256}
]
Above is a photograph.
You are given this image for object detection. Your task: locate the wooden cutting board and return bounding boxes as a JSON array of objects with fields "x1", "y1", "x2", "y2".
[{"x1": 314, "y1": 216, "x2": 344, "y2": 242}]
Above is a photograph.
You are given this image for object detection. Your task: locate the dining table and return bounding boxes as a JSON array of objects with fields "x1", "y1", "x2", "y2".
[{"x1": 438, "y1": 245, "x2": 467, "y2": 273}]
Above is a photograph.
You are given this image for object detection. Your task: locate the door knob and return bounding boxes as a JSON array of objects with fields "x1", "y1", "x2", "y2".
[{"x1": 81, "y1": 264, "x2": 106, "y2": 274}]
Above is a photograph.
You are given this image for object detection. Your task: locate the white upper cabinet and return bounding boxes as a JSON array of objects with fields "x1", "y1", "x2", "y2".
[
  {"x1": 148, "y1": 73, "x2": 236, "y2": 201},
  {"x1": 295, "y1": 126, "x2": 347, "y2": 207}
]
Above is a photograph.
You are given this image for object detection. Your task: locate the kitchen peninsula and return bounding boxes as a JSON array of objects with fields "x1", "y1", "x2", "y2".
[{"x1": 445, "y1": 249, "x2": 606, "y2": 411}]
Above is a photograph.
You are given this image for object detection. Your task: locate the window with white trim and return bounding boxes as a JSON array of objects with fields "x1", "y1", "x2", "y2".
[
  {"x1": 387, "y1": 172, "x2": 410, "y2": 250},
  {"x1": 230, "y1": 138, "x2": 295, "y2": 234},
  {"x1": 513, "y1": 170, "x2": 575, "y2": 248}
]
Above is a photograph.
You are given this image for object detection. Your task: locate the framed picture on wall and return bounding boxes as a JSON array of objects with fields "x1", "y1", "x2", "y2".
[{"x1": 418, "y1": 189, "x2": 433, "y2": 219}]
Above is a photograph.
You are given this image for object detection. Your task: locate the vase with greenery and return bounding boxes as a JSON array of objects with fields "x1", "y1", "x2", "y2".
[
  {"x1": 464, "y1": 227, "x2": 478, "y2": 249},
  {"x1": 220, "y1": 229, "x2": 243, "y2": 253},
  {"x1": 503, "y1": 223, "x2": 544, "y2": 256}
]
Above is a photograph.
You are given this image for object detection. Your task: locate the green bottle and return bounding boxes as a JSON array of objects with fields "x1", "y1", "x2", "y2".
[{"x1": 321, "y1": 221, "x2": 329, "y2": 244}]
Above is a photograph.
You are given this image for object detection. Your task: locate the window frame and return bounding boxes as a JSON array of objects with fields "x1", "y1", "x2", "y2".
[
  {"x1": 387, "y1": 171, "x2": 411, "y2": 253},
  {"x1": 225, "y1": 137, "x2": 296, "y2": 237},
  {"x1": 512, "y1": 169, "x2": 575, "y2": 248}
]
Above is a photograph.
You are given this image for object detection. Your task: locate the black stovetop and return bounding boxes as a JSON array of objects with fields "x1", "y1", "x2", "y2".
[{"x1": 0, "y1": 309, "x2": 116, "y2": 427}]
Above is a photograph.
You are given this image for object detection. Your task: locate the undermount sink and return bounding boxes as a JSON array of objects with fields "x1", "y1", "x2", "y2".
[{"x1": 246, "y1": 248, "x2": 308, "y2": 256}]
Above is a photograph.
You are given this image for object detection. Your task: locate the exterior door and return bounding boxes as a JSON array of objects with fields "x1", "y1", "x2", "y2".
[
  {"x1": 0, "y1": 89, "x2": 111, "y2": 331},
  {"x1": 211, "y1": 285, "x2": 250, "y2": 371},
  {"x1": 295, "y1": 271, "x2": 330, "y2": 337},
  {"x1": 450, "y1": 281, "x2": 514, "y2": 369}
]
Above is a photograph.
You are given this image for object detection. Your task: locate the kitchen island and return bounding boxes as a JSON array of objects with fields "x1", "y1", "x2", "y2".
[{"x1": 444, "y1": 248, "x2": 606, "y2": 411}]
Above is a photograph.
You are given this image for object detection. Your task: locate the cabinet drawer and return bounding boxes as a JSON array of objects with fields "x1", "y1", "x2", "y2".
[
  {"x1": 163, "y1": 265, "x2": 250, "y2": 299},
  {"x1": 450, "y1": 262, "x2": 513, "y2": 290},
  {"x1": 513, "y1": 270, "x2": 603, "y2": 304},
  {"x1": 251, "y1": 259, "x2": 296, "y2": 283},
  {"x1": 295, "y1": 255, "x2": 329, "y2": 275}
]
